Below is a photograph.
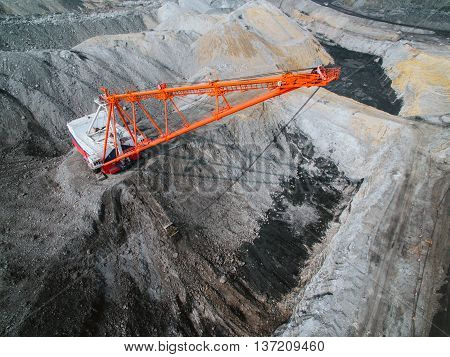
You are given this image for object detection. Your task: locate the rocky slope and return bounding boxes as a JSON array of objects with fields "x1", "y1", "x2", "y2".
[
  {"x1": 0, "y1": 1, "x2": 162, "y2": 51},
  {"x1": 0, "y1": 0, "x2": 448, "y2": 337},
  {"x1": 274, "y1": 89, "x2": 449, "y2": 336},
  {"x1": 0, "y1": 0, "x2": 139, "y2": 15},
  {"x1": 332, "y1": 0, "x2": 450, "y2": 32},
  {"x1": 273, "y1": 0, "x2": 450, "y2": 124}
]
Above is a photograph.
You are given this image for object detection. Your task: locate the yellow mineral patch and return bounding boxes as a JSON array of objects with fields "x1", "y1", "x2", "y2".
[
  {"x1": 194, "y1": 6, "x2": 332, "y2": 70},
  {"x1": 261, "y1": 37, "x2": 332, "y2": 70},
  {"x1": 392, "y1": 50, "x2": 450, "y2": 117},
  {"x1": 243, "y1": 5, "x2": 308, "y2": 43},
  {"x1": 195, "y1": 23, "x2": 259, "y2": 65},
  {"x1": 349, "y1": 111, "x2": 397, "y2": 148}
]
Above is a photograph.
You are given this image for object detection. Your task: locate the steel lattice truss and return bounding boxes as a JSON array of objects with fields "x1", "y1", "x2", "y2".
[{"x1": 98, "y1": 66, "x2": 340, "y2": 173}]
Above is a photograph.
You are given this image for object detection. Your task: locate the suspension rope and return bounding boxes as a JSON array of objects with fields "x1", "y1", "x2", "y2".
[{"x1": 177, "y1": 87, "x2": 320, "y2": 226}]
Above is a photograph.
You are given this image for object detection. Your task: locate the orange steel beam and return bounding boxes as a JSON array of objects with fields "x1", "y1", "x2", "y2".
[
  {"x1": 111, "y1": 107, "x2": 118, "y2": 157},
  {"x1": 100, "y1": 67, "x2": 340, "y2": 171},
  {"x1": 115, "y1": 104, "x2": 136, "y2": 146},
  {"x1": 102, "y1": 68, "x2": 339, "y2": 102},
  {"x1": 102, "y1": 103, "x2": 112, "y2": 162},
  {"x1": 136, "y1": 101, "x2": 163, "y2": 137},
  {"x1": 164, "y1": 99, "x2": 169, "y2": 136},
  {"x1": 132, "y1": 102, "x2": 137, "y2": 141},
  {"x1": 117, "y1": 103, "x2": 147, "y2": 141},
  {"x1": 169, "y1": 97, "x2": 190, "y2": 127}
]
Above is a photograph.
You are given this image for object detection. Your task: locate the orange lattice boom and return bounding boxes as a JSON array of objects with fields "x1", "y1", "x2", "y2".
[{"x1": 67, "y1": 66, "x2": 340, "y2": 174}]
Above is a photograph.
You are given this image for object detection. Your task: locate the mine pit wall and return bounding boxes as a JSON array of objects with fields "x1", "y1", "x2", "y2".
[
  {"x1": 85, "y1": 87, "x2": 449, "y2": 337},
  {"x1": 0, "y1": 0, "x2": 447, "y2": 337},
  {"x1": 32, "y1": 86, "x2": 447, "y2": 337},
  {"x1": 272, "y1": 0, "x2": 450, "y2": 124},
  {"x1": 319, "y1": 43, "x2": 402, "y2": 116},
  {"x1": 119, "y1": 98, "x2": 360, "y2": 335},
  {"x1": 267, "y1": 0, "x2": 449, "y2": 335},
  {"x1": 0, "y1": 4, "x2": 158, "y2": 51},
  {"x1": 330, "y1": 0, "x2": 450, "y2": 32},
  {"x1": 430, "y1": 265, "x2": 450, "y2": 336},
  {"x1": 273, "y1": 89, "x2": 449, "y2": 336},
  {"x1": 11, "y1": 95, "x2": 360, "y2": 336},
  {"x1": 0, "y1": 29, "x2": 192, "y2": 156}
]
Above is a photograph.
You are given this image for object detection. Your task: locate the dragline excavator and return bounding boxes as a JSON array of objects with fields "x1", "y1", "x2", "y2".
[{"x1": 67, "y1": 66, "x2": 340, "y2": 174}]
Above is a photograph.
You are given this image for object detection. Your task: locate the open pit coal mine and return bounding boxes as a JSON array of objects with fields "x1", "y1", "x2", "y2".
[{"x1": 0, "y1": 0, "x2": 448, "y2": 337}]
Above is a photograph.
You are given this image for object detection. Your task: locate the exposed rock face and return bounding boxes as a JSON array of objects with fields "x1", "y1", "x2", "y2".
[
  {"x1": 388, "y1": 49, "x2": 450, "y2": 120},
  {"x1": 274, "y1": 90, "x2": 449, "y2": 336},
  {"x1": 0, "y1": 1, "x2": 159, "y2": 51},
  {"x1": 332, "y1": 0, "x2": 450, "y2": 32},
  {"x1": 0, "y1": 0, "x2": 448, "y2": 337},
  {"x1": 274, "y1": 0, "x2": 450, "y2": 123},
  {"x1": 0, "y1": 0, "x2": 354, "y2": 336},
  {"x1": 0, "y1": 0, "x2": 331, "y2": 154},
  {"x1": 192, "y1": 1, "x2": 332, "y2": 76},
  {"x1": 0, "y1": 0, "x2": 135, "y2": 15}
]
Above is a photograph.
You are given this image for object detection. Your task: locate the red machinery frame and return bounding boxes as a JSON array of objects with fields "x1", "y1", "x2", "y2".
[{"x1": 99, "y1": 66, "x2": 340, "y2": 173}]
